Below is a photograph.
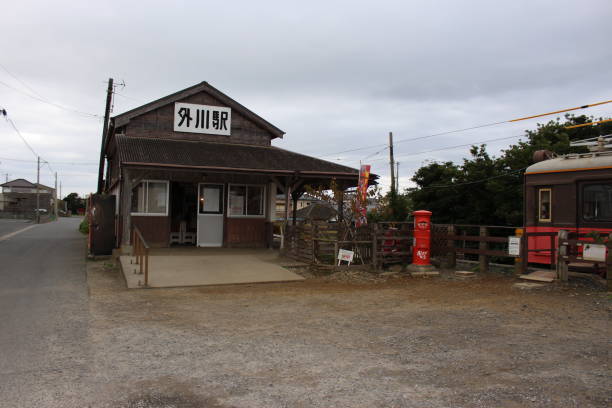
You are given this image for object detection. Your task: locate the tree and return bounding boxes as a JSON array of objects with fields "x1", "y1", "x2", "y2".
[
  {"x1": 63, "y1": 192, "x2": 85, "y2": 214},
  {"x1": 407, "y1": 114, "x2": 612, "y2": 226}
]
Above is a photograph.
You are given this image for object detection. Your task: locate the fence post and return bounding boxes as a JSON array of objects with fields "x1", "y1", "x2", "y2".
[
  {"x1": 514, "y1": 228, "x2": 524, "y2": 276},
  {"x1": 372, "y1": 224, "x2": 378, "y2": 271},
  {"x1": 479, "y1": 226, "x2": 489, "y2": 273},
  {"x1": 447, "y1": 225, "x2": 456, "y2": 269},
  {"x1": 606, "y1": 233, "x2": 612, "y2": 290},
  {"x1": 311, "y1": 224, "x2": 318, "y2": 264},
  {"x1": 557, "y1": 229, "x2": 569, "y2": 281}
]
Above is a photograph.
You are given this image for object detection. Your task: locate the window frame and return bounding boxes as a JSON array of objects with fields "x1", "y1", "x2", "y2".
[
  {"x1": 227, "y1": 183, "x2": 266, "y2": 218},
  {"x1": 581, "y1": 181, "x2": 612, "y2": 223},
  {"x1": 198, "y1": 183, "x2": 224, "y2": 215},
  {"x1": 130, "y1": 179, "x2": 169, "y2": 216},
  {"x1": 537, "y1": 187, "x2": 552, "y2": 223}
]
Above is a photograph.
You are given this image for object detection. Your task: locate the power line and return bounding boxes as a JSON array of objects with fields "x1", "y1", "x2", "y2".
[
  {"x1": 0, "y1": 78, "x2": 103, "y2": 120},
  {"x1": 2, "y1": 113, "x2": 38, "y2": 159},
  {"x1": 0, "y1": 156, "x2": 98, "y2": 166},
  {"x1": 315, "y1": 98, "x2": 612, "y2": 159}
]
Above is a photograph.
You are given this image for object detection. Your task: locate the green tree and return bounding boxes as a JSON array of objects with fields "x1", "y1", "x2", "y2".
[
  {"x1": 63, "y1": 192, "x2": 85, "y2": 214},
  {"x1": 407, "y1": 114, "x2": 612, "y2": 226}
]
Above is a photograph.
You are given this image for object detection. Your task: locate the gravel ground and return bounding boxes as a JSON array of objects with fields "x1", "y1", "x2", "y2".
[{"x1": 79, "y1": 261, "x2": 612, "y2": 408}]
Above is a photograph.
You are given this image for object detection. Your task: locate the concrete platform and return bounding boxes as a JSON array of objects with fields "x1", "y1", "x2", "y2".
[{"x1": 119, "y1": 248, "x2": 305, "y2": 288}]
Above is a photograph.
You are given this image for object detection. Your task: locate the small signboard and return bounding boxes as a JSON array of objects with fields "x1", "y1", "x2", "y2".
[
  {"x1": 174, "y1": 102, "x2": 231, "y2": 135},
  {"x1": 583, "y1": 243, "x2": 606, "y2": 262},
  {"x1": 337, "y1": 249, "x2": 354, "y2": 266},
  {"x1": 508, "y1": 236, "x2": 521, "y2": 256}
]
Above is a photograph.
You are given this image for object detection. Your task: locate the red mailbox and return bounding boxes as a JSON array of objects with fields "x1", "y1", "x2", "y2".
[{"x1": 412, "y1": 210, "x2": 432, "y2": 266}]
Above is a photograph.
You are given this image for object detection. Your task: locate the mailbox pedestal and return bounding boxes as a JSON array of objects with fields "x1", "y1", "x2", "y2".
[{"x1": 407, "y1": 210, "x2": 438, "y2": 275}]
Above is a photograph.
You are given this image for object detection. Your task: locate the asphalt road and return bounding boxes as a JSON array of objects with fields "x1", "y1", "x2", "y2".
[
  {"x1": 0, "y1": 219, "x2": 34, "y2": 238},
  {"x1": 0, "y1": 217, "x2": 90, "y2": 407}
]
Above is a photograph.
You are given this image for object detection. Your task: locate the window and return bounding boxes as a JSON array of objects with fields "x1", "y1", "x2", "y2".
[
  {"x1": 538, "y1": 188, "x2": 551, "y2": 222},
  {"x1": 228, "y1": 184, "x2": 265, "y2": 216},
  {"x1": 199, "y1": 184, "x2": 223, "y2": 214},
  {"x1": 582, "y1": 183, "x2": 612, "y2": 222},
  {"x1": 131, "y1": 180, "x2": 168, "y2": 215}
]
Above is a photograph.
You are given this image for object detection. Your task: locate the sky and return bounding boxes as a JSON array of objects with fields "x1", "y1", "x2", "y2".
[{"x1": 1, "y1": 0, "x2": 611, "y2": 197}]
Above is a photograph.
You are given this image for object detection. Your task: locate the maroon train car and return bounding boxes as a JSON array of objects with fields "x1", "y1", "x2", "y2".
[{"x1": 524, "y1": 149, "x2": 612, "y2": 264}]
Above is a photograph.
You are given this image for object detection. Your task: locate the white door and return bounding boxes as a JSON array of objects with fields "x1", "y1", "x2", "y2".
[{"x1": 197, "y1": 183, "x2": 224, "y2": 247}]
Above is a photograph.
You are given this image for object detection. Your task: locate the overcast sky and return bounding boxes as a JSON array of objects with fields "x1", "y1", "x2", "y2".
[{"x1": 1, "y1": 0, "x2": 611, "y2": 196}]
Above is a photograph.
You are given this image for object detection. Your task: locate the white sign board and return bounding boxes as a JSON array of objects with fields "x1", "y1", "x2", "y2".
[
  {"x1": 174, "y1": 102, "x2": 231, "y2": 135},
  {"x1": 583, "y1": 243, "x2": 607, "y2": 262},
  {"x1": 337, "y1": 249, "x2": 354, "y2": 265},
  {"x1": 508, "y1": 236, "x2": 521, "y2": 256}
]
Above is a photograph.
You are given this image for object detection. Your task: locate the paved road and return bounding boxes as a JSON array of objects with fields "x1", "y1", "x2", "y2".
[
  {"x1": 0, "y1": 219, "x2": 34, "y2": 238},
  {"x1": 0, "y1": 217, "x2": 90, "y2": 407}
]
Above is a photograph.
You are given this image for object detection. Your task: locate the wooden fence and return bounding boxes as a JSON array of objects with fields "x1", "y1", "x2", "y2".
[{"x1": 282, "y1": 222, "x2": 612, "y2": 287}]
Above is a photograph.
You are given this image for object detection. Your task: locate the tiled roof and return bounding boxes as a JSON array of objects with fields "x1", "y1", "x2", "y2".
[{"x1": 116, "y1": 135, "x2": 368, "y2": 178}]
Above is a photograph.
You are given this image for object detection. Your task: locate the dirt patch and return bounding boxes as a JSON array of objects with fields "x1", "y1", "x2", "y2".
[{"x1": 86, "y1": 260, "x2": 612, "y2": 407}]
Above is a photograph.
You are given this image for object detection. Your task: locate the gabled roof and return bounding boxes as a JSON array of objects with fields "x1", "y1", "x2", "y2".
[
  {"x1": 115, "y1": 135, "x2": 374, "y2": 181},
  {"x1": 1, "y1": 178, "x2": 35, "y2": 188},
  {"x1": 112, "y1": 81, "x2": 285, "y2": 139}
]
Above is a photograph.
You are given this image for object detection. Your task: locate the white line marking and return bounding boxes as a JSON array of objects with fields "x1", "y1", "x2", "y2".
[{"x1": 0, "y1": 225, "x2": 38, "y2": 242}]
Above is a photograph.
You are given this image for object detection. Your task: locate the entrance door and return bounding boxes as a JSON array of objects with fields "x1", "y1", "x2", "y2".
[{"x1": 197, "y1": 183, "x2": 224, "y2": 247}]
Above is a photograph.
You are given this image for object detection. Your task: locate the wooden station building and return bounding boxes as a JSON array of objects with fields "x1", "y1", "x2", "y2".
[{"x1": 100, "y1": 82, "x2": 371, "y2": 249}]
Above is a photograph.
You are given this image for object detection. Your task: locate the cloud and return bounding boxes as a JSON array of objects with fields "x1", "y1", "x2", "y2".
[{"x1": 0, "y1": 0, "x2": 611, "y2": 195}]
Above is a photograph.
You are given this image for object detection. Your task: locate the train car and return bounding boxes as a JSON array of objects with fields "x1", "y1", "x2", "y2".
[{"x1": 524, "y1": 140, "x2": 612, "y2": 264}]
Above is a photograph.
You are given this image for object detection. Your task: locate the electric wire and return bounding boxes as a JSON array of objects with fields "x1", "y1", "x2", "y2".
[
  {"x1": 0, "y1": 79, "x2": 103, "y2": 119},
  {"x1": 315, "y1": 98, "x2": 612, "y2": 160}
]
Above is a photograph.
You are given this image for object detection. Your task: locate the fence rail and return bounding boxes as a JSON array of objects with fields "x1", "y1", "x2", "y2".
[{"x1": 281, "y1": 221, "x2": 611, "y2": 287}]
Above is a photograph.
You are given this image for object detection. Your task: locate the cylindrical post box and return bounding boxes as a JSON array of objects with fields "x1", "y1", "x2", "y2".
[{"x1": 412, "y1": 210, "x2": 432, "y2": 266}]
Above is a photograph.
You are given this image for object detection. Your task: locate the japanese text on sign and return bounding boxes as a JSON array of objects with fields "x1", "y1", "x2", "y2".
[
  {"x1": 174, "y1": 102, "x2": 231, "y2": 135},
  {"x1": 508, "y1": 236, "x2": 521, "y2": 256}
]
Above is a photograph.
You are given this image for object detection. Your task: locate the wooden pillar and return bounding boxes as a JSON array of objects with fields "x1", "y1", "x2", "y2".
[
  {"x1": 337, "y1": 188, "x2": 344, "y2": 224},
  {"x1": 291, "y1": 190, "x2": 301, "y2": 226},
  {"x1": 121, "y1": 168, "x2": 132, "y2": 247},
  {"x1": 479, "y1": 226, "x2": 489, "y2": 273},
  {"x1": 607, "y1": 233, "x2": 612, "y2": 290}
]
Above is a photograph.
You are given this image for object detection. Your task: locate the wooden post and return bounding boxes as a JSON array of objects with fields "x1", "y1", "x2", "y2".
[
  {"x1": 479, "y1": 226, "x2": 489, "y2": 273},
  {"x1": 557, "y1": 230, "x2": 569, "y2": 281},
  {"x1": 311, "y1": 224, "x2": 317, "y2": 264},
  {"x1": 549, "y1": 234, "x2": 556, "y2": 269},
  {"x1": 606, "y1": 233, "x2": 612, "y2": 290},
  {"x1": 447, "y1": 225, "x2": 456, "y2": 268},
  {"x1": 372, "y1": 224, "x2": 378, "y2": 271},
  {"x1": 334, "y1": 241, "x2": 339, "y2": 268},
  {"x1": 514, "y1": 228, "x2": 523, "y2": 276}
]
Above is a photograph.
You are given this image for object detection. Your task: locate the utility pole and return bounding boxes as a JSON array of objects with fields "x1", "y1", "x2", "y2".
[
  {"x1": 4, "y1": 173, "x2": 8, "y2": 183},
  {"x1": 389, "y1": 131, "x2": 395, "y2": 194},
  {"x1": 396, "y1": 162, "x2": 400, "y2": 192},
  {"x1": 54, "y1": 172, "x2": 58, "y2": 219},
  {"x1": 36, "y1": 156, "x2": 40, "y2": 224},
  {"x1": 97, "y1": 78, "x2": 114, "y2": 194}
]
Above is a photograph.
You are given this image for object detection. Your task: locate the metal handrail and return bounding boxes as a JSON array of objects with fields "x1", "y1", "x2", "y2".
[{"x1": 132, "y1": 226, "x2": 150, "y2": 287}]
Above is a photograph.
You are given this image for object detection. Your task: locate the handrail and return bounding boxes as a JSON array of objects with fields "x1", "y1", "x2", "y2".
[{"x1": 132, "y1": 226, "x2": 150, "y2": 287}]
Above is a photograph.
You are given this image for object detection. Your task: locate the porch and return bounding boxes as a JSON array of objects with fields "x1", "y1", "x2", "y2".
[{"x1": 119, "y1": 247, "x2": 305, "y2": 288}]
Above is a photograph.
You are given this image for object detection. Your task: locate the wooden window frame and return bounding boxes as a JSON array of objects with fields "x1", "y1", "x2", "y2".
[
  {"x1": 227, "y1": 183, "x2": 266, "y2": 218},
  {"x1": 130, "y1": 179, "x2": 169, "y2": 216},
  {"x1": 538, "y1": 187, "x2": 552, "y2": 223}
]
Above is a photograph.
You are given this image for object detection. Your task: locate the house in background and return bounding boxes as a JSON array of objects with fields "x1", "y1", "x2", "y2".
[
  {"x1": 0, "y1": 178, "x2": 55, "y2": 215},
  {"x1": 275, "y1": 193, "x2": 322, "y2": 220},
  {"x1": 100, "y1": 82, "x2": 376, "y2": 250}
]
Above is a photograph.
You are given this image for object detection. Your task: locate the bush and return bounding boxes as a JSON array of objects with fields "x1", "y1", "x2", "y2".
[{"x1": 79, "y1": 218, "x2": 89, "y2": 234}]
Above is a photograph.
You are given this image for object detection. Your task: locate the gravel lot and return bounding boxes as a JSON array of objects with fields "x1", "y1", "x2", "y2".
[{"x1": 81, "y1": 261, "x2": 612, "y2": 408}]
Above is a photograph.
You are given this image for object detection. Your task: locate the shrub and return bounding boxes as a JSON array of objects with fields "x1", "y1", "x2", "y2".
[{"x1": 79, "y1": 218, "x2": 89, "y2": 234}]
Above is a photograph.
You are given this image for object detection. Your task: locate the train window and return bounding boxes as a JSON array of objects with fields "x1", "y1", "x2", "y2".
[
  {"x1": 538, "y1": 188, "x2": 552, "y2": 222},
  {"x1": 582, "y1": 183, "x2": 612, "y2": 222}
]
